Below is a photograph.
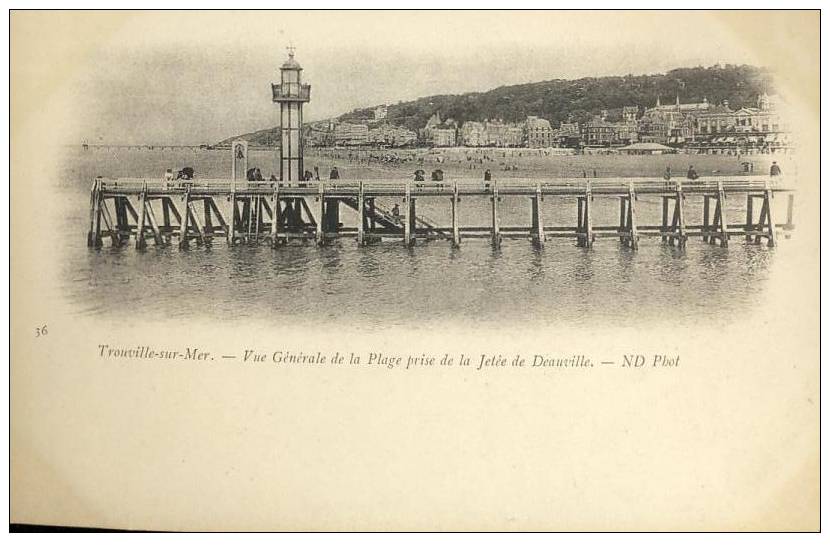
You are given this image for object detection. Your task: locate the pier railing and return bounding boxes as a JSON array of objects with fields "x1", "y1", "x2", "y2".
[{"x1": 88, "y1": 176, "x2": 796, "y2": 250}]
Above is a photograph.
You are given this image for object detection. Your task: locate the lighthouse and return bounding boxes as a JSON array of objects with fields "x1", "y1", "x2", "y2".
[{"x1": 272, "y1": 46, "x2": 311, "y2": 181}]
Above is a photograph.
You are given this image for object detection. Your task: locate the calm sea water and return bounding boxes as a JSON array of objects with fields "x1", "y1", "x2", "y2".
[{"x1": 59, "y1": 148, "x2": 791, "y2": 329}]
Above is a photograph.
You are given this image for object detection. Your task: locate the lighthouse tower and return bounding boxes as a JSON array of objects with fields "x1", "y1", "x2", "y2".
[{"x1": 272, "y1": 47, "x2": 311, "y2": 181}]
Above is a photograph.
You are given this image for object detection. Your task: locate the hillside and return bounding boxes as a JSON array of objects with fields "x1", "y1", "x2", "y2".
[{"x1": 220, "y1": 64, "x2": 774, "y2": 145}]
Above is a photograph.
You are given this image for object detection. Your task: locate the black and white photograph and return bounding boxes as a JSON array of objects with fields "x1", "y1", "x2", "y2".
[{"x1": 10, "y1": 9, "x2": 820, "y2": 532}]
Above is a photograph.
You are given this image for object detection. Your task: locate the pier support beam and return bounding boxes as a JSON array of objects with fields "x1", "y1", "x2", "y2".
[
  {"x1": 491, "y1": 182, "x2": 501, "y2": 248},
  {"x1": 669, "y1": 182, "x2": 687, "y2": 248},
  {"x1": 702, "y1": 195, "x2": 711, "y2": 243},
  {"x1": 115, "y1": 197, "x2": 131, "y2": 244},
  {"x1": 531, "y1": 182, "x2": 545, "y2": 246},
  {"x1": 357, "y1": 181, "x2": 365, "y2": 246},
  {"x1": 99, "y1": 199, "x2": 121, "y2": 247},
  {"x1": 145, "y1": 199, "x2": 164, "y2": 246},
  {"x1": 403, "y1": 182, "x2": 414, "y2": 246},
  {"x1": 316, "y1": 182, "x2": 326, "y2": 246},
  {"x1": 451, "y1": 181, "x2": 461, "y2": 247},
  {"x1": 135, "y1": 186, "x2": 147, "y2": 250},
  {"x1": 712, "y1": 182, "x2": 729, "y2": 247},
  {"x1": 577, "y1": 183, "x2": 593, "y2": 248},
  {"x1": 178, "y1": 187, "x2": 190, "y2": 250},
  {"x1": 759, "y1": 182, "x2": 777, "y2": 247},
  {"x1": 270, "y1": 183, "x2": 281, "y2": 247},
  {"x1": 624, "y1": 182, "x2": 638, "y2": 250},
  {"x1": 227, "y1": 182, "x2": 237, "y2": 245},
  {"x1": 87, "y1": 180, "x2": 104, "y2": 248}
]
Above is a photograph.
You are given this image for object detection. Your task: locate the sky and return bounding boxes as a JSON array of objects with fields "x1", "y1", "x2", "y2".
[{"x1": 28, "y1": 10, "x2": 812, "y2": 145}]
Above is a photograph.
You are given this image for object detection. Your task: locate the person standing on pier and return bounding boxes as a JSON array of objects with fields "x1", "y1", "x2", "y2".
[
  {"x1": 770, "y1": 161, "x2": 782, "y2": 177},
  {"x1": 663, "y1": 166, "x2": 672, "y2": 190},
  {"x1": 330, "y1": 166, "x2": 340, "y2": 180}
]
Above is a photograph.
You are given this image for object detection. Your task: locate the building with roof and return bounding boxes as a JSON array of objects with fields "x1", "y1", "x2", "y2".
[
  {"x1": 460, "y1": 121, "x2": 486, "y2": 147},
  {"x1": 525, "y1": 116, "x2": 554, "y2": 148},
  {"x1": 686, "y1": 94, "x2": 792, "y2": 155},
  {"x1": 333, "y1": 121, "x2": 369, "y2": 146},
  {"x1": 582, "y1": 117, "x2": 638, "y2": 147}
]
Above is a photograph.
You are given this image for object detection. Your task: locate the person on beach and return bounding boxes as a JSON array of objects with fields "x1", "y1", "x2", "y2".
[
  {"x1": 484, "y1": 169, "x2": 492, "y2": 182},
  {"x1": 770, "y1": 161, "x2": 782, "y2": 177},
  {"x1": 329, "y1": 166, "x2": 340, "y2": 180}
]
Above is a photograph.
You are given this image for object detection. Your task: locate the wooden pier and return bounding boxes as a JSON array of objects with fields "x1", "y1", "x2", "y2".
[{"x1": 87, "y1": 177, "x2": 795, "y2": 250}]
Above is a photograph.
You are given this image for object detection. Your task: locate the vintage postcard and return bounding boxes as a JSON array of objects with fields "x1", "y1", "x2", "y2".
[{"x1": 10, "y1": 10, "x2": 819, "y2": 531}]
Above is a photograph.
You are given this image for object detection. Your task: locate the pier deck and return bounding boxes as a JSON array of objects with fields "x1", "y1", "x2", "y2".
[{"x1": 87, "y1": 176, "x2": 796, "y2": 250}]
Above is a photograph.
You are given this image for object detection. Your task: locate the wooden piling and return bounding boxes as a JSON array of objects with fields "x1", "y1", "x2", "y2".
[
  {"x1": 189, "y1": 201, "x2": 206, "y2": 245},
  {"x1": 673, "y1": 182, "x2": 687, "y2": 249},
  {"x1": 203, "y1": 199, "x2": 213, "y2": 237},
  {"x1": 618, "y1": 196, "x2": 627, "y2": 243},
  {"x1": 357, "y1": 181, "x2": 365, "y2": 246},
  {"x1": 745, "y1": 194, "x2": 754, "y2": 243},
  {"x1": 451, "y1": 181, "x2": 461, "y2": 247},
  {"x1": 763, "y1": 182, "x2": 777, "y2": 247},
  {"x1": 316, "y1": 181, "x2": 325, "y2": 246},
  {"x1": 206, "y1": 197, "x2": 228, "y2": 239},
  {"x1": 178, "y1": 187, "x2": 190, "y2": 250},
  {"x1": 531, "y1": 182, "x2": 545, "y2": 246},
  {"x1": 702, "y1": 196, "x2": 711, "y2": 243},
  {"x1": 491, "y1": 181, "x2": 501, "y2": 248},
  {"x1": 135, "y1": 186, "x2": 147, "y2": 250},
  {"x1": 403, "y1": 181, "x2": 412, "y2": 246},
  {"x1": 145, "y1": 200, "x2": 164, "y2": 245},
  {"x1": 661, "y1": 193, "x2": 669, "y2": 243},
  {"x1": 90, "y1": 182, "x2": 104, "y2": 248},
  {"x1": 626, "y1": 182, "x2": 638, "y2": 250},
  {"x1": 227, "y1": 181, "x2": 237, "y2": 245},
  {"x1": 585, "y1": 183, "x2": 594, "y2": 248},
  {"x1": 115, "y1": 197, "x2": 130, "y2": 243},
  {"x1": 270, "y1": 182, "x2": 280, "y2": 247},
  {"x1": 87, "y1": 181, "x2": 100, "y2": 247},
  {"x1": 162, "y1": 197, "x2": 171, "y2": 235},
  {"x1": 715, "y1": 181, "x2": 729, "y2": 247},
  {"x1": 100, "y1": 199, "x2": 119, "y2": 247}
]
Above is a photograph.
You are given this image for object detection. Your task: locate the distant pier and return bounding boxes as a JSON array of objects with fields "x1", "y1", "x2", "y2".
[{"x1": 87, "y1": 177, "x2": 795, "y2": 250}]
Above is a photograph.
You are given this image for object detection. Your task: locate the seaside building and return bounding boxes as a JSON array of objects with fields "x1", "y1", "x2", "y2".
[
  {"x1": 556, "y1": 121, "x2": 581, "y2": 148},
  {"x1": 482, "y1": 120, "x2": 523, "y2": 147},
  {"x1": 432, "y1": 126, "x2": 458, "y2": 147},
  {"x1": 687, "y1": 94, "x2": 792, "y2": 155},
  {"x1": 582, "y1": 118, "x2": 637, "y2": 147},
  {"x1": 367, "y1": 124, "x2": 417, "y2": 147},
  {"x1": 638, "y1": 95, "x2": 711, "y2": 145},
  {"x1": 373, "y1": 105, "x2": 388, "y2": 120},
  {"x1": 334, "y1": 121, "x2": 370, "y2": 146},
  {"x1": 525, "y1": 116, "x2": 554, "y2": 148},
  {"x1": 460, "y1": 121, "x2": 486, "y2": 147},
  {"x1": 622, "y1": 106, "x2": 639, "y2": 123}
]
